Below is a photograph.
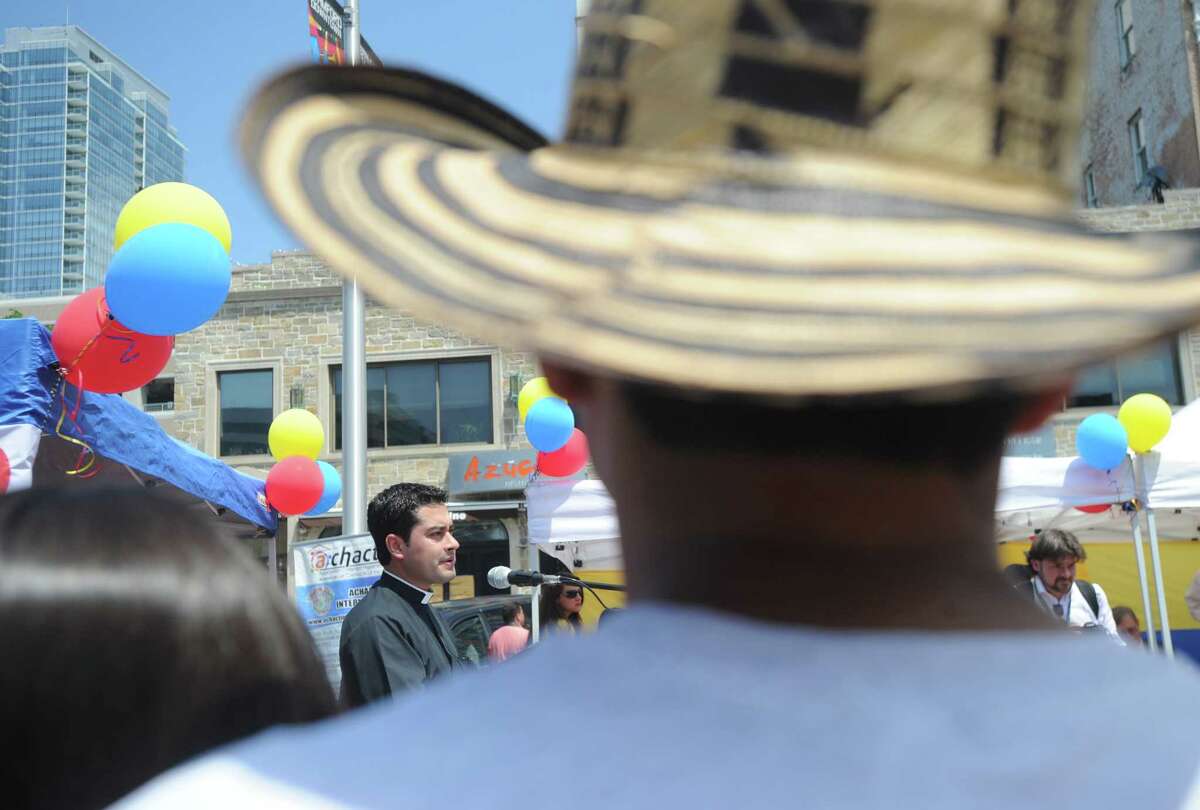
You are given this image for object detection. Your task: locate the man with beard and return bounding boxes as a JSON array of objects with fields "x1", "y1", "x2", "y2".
[
  {"x1": 1017, "y1": 529, "x2": 1121, "y2": 643},
  {"x1": 338, "y1": 483, "x2": 462, "y2": 706}
]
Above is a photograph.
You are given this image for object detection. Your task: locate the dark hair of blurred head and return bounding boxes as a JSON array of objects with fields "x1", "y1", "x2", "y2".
[
  {"x1": 621, "y1": 382, "x2": 1035, "y2": 472},
  {"x1": 0, "y1": 486, "x2": 337, "y2": 810}
]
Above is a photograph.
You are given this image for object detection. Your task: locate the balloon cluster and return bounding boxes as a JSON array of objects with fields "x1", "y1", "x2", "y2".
[
  {"x1": 518, "y1": 377, "x2": 589, "y2": 477},
  {"x1": 1076, "y1": 393, "x2": 1173, "y2": 472},
  {"x1": 51, "y1": 183, "x2": 233, "y2": 394},
  {"x1": 264, "y1": 408, "x2": 343, "y2": 516}
]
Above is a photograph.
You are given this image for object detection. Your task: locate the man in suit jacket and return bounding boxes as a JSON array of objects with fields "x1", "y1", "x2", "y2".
[{"x1": 339, "y1": 483, "x2": 461, "y2": 707}]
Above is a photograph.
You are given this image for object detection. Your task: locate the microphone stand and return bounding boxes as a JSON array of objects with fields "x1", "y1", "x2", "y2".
[{"x1": 560, "y1": 575, "x2": 625, "y2": 592}]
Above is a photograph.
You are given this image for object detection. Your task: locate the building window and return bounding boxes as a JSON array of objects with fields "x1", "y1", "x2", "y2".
[
  {"x1": 1083, "y1": 165, "x2": 1098, "y2": 208},
  {"x1": 1115, "y1": 0, "x2": 1136, "y2": 69},
  {"x1": 218, "y1": 369, "x2": 274, "y2": 456},
  {"x1": 331, "y1": 357, "x2": 493, "y2": 449},
  {"x1": 1128, "y1": 109, "x2": 1149, "y2": 185},
  {"x1": 1067, "y1": 339, "x2": 1183, "y2": 408},
  {"x1": 142, "y1": 377, "x2": 174, "y2": 413}
]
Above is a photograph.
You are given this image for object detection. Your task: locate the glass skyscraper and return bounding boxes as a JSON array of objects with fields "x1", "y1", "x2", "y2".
[{"x1": 0, "y1": 26, "x2": 185, "y2": 300}]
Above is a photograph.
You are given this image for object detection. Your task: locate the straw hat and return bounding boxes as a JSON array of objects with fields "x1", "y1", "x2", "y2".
[{"x1": 239, "y1": 0, "x2": 1200, "y2": 400}]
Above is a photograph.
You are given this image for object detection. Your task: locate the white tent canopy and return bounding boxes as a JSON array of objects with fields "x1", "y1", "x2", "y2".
[
  {"x1": 526, "y1": 478, "x2": 622, "y2": 570},
  {"x1": 996, "y1": 399, "x2": 1200, "y2": 540}
]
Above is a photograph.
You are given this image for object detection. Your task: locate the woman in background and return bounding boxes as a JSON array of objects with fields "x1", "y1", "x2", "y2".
[
  {"x1": 539, "y1": 580, "x2": 585, "y2": 636},
  {"x1": 0, "y1": 486, "x2": 337, "y2": 810}
]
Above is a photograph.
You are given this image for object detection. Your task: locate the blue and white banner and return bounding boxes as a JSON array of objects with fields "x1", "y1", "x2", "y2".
[{"x1": 290, "y1": 533, "x2": 379, "y2": 693}]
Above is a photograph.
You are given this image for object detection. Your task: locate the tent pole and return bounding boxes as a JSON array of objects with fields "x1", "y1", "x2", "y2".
[
  {"x1": 1134, "y1": 454, "x2": 1174, "y2": 657},
  {"x1": 1129, "y1": 508, "x2": 1159, "y2": 653},
  {"x1": 1145, "y1": 505, "x2": 1175, "y2": 657}
]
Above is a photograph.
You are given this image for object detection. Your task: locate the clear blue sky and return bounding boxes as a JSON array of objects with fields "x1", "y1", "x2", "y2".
[{"x1": 0, "y1": 1, "x2": 577, "y2": 264}]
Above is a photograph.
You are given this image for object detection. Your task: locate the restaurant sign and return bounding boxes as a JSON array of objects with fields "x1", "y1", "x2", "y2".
[{"x1": 446, "y1": 449, "x2": 538, "y2": 496}]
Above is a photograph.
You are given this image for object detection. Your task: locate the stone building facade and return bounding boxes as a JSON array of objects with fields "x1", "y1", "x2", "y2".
[
  {"x1": 1079, "y1": 0, "x2": 1200, "y2": 207},
  {"x1": 166, "y1": 251, "x2": 538, "y2": 494},
  {"x1": 141, "y1": 251, "x2": 546, "y2": 591},
  {"x1": 15, "y1": 193, "x2": 1200, "y2": 581}
]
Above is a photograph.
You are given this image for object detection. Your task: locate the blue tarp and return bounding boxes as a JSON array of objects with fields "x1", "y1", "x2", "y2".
[{"x1": 0, "y1": 318, "x2": 276, "y2": 532}]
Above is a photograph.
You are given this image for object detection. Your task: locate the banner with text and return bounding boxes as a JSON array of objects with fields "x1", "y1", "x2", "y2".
[
  {"x1": 290, "y1": 532, "x2": 378, "y2": 693},
  {"x1": 307, "y1": 0, "x2": 382, "y2": 65}
]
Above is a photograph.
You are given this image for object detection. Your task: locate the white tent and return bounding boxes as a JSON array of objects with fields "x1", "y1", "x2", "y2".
[
  {"x1": 995, "y1": 398, "x2": 1200, "y2": 654},
  {"x1": 525, "y1": 403, "x2": 1200, "y2": 653},
  {"x1": 996, "y1": 399, "x2": 1200, "y2": 537},
  {"x1": 526, "y1": 477, "x2": 622, "y2": 570}
]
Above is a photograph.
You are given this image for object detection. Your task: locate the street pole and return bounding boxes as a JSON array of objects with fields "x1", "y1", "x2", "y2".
[{"x1": 341, "y1": 0, "x2": 367, "y2": 536}]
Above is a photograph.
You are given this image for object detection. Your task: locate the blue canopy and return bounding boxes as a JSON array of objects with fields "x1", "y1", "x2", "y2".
[{"x1": 0, "y1": 318, "x2": 276, "y2": 532}]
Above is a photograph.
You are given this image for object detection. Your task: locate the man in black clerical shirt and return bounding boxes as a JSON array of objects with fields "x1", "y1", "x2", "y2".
[{"x1": 339, "y1": 483, "x2": 461, "y2": 707}]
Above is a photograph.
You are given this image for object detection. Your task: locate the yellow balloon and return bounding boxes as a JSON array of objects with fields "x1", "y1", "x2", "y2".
[
  {"x1": 269, "y1": 408, "x2": 324, "y2": 461},
  {"x1": 114, "y1": 182, "x2": 232, "y2": 254},
  {"x1": 517, "y1": 377, "x2": 564, "y2": 422},
  {"x1": 1118, "y1": 393, "x2": 1172, "y2": 453}
]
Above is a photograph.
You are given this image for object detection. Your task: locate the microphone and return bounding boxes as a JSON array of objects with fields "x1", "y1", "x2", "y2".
[{"x1": 487, "y1": 566, "x2": 566, "y2": 588}]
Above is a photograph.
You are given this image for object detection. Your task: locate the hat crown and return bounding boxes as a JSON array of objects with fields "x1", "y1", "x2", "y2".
[{"x1": 566, "y1": 0, "x2": 1092, "y2": 197}]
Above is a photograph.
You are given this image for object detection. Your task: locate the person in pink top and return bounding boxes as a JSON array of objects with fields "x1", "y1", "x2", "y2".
[{"x1": 488, "y1": 603, "x2": 530, "y2": 663}]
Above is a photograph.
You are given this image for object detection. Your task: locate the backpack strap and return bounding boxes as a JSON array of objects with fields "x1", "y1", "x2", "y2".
[{"x1": 1077, "y1": 580, "x2": 1100, "y2": 619}]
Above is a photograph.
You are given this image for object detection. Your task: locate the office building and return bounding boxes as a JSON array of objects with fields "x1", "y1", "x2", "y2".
[{"x1": 0, "y1": 26, "x2": 185, "y2": 299}]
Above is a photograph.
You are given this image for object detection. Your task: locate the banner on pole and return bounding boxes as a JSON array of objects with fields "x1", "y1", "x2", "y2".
[
  {"x1": 307, "y1": 0, "x2": 383, "y2": 66},
  {"x1": 290, "y1": 532, "x2": 379, "y2": 693}
]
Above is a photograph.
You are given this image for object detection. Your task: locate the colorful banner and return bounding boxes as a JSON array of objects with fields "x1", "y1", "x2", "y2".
[
  {"x1": 290, "y1": 532, "x2": 379, "y2": 693},
  {"x1": 308, "y1": 0, "x2": 382, "y2": 66},
  {"x1": 308, "y1": 0, "x2": 345, "y2": 64}
]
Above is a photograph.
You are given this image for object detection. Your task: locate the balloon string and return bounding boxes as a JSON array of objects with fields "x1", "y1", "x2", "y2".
[
  {"x1": 62, "y1": 313, "x2": 114, "y2": 381},
  {"x1": 96, "y1": 292, "x2": 135, "y2": 336},
  {"x1": 54, "y1": 378, "x2": 98, "y2": 478}
]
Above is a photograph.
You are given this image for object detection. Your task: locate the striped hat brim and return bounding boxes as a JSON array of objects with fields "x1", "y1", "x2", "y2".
[{"x1": 241, "y1": 66, "x2": 1200, "y2": 399}]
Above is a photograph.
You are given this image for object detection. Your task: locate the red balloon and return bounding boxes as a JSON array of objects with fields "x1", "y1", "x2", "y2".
[
  {"x1": 51, "y1": 288, "x2": 173, "y2": 394},
  {"x1": 537, "y1": 429, "x2": 590, "y2": 477},
  {"x1": 266, "y1": 456, "x2": 324, "y2": 516},
  {"x1": 1075, "y1": 503, "x2": 1110, "y2": 514}
]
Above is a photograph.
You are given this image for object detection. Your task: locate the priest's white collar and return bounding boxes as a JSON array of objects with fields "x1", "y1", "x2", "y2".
[{"x1": 383, "y1": 569, "x2": 433, "y2": 604}]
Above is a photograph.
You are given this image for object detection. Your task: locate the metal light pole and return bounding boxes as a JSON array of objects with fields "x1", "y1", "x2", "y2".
[{"x1": 341, "y1": 0, "x2": 367, "y2": 536}]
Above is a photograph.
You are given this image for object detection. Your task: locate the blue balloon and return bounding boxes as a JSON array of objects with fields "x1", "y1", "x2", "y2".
[
  {"x1": 1076, "y1": 413, "x2": 1129, "y2": 471},
  {"x1": 525, "y1": 397, "x2": 574, "y2": 453},
  {"x1": 305, "y1": 461, "x2": 343, "y2": 516},
  {"x1": 105, "y1": 222, "x2": 231, "y2": 335}
]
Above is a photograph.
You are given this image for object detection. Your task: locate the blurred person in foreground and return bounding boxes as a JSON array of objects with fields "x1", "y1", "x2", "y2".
[
  {"x1": 117, "y1": 1, "x2": 1200, "y2": 807},
  {"x1": 339, "y1": 483, "x2": 461, "y2": 706},
  {"x1": 0, "y1": 487, "x2": 336, "y2": 810},
  {"x1": 487, "y1": 602, "x2": 530, "y2": 662}
]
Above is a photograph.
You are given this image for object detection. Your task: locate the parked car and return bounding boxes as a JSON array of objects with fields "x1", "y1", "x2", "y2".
[{"x1": 433, "y1": 594, "x2": 531, "y2": 667}]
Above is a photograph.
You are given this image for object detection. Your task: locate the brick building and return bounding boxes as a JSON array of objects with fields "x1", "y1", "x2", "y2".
[{"x1": 1079, "y1": 0, "x2": 1200, "y2": 207}]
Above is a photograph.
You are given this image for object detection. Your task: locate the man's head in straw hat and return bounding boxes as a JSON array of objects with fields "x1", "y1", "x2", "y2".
[{"x1": 239, "y1": 0, "x2": 1200, "y2": 629}]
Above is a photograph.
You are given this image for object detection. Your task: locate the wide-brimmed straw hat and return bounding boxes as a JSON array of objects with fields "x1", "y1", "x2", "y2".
[{"x1": 240, "y1": 0, "x2": 1200, "y2": 400}]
